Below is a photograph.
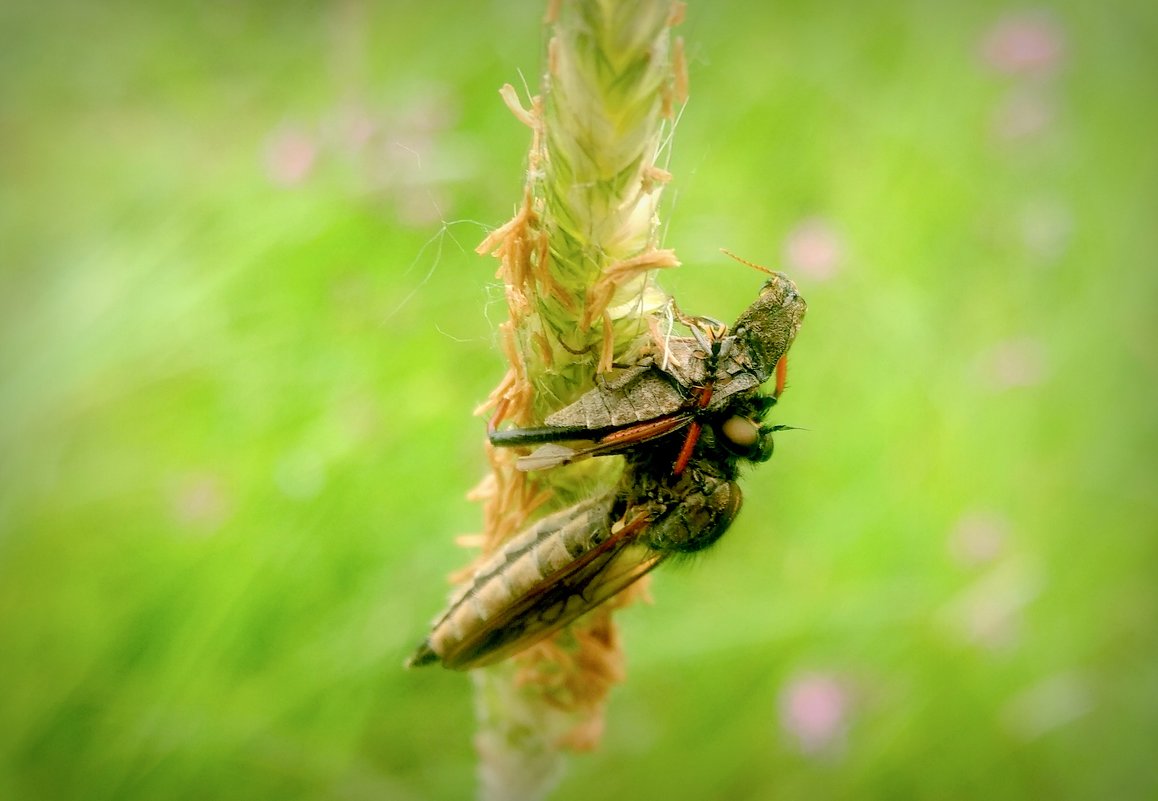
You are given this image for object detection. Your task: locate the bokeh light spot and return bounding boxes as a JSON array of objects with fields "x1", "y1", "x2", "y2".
[
  {"x1": 990, "y1": 89, "x2": 1055, "y2": 142},
  {"x1": 781, "y1": 217, "x2": 844, "y2": 282},
  {"x1": 981, "y1": 337, "x2": 1050, "y2": 390},
  {"x1": 1001, "y1": 673, "x2": 1093, "y2": 741},
  {"x1": 264, "y1": 128, "x2": 317, "y2": 187},
  {"x1": 949, "y1": 510, "x2": 1010, "y2": 567},
  {"x1": 778, "y1": 672, "x2": 850, "y2": 756},
  {"x1": 170, "y1": 472, "x2": 232, "y2": 531},
  {"x1": 980, "y1": 12, "x2": 1067, "y2": 76}
]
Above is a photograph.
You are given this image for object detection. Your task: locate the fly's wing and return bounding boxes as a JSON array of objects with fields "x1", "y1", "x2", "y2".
[
  {"x1": 487, "y1": 365, "x2": 674, "y2": 450},
  {"x1": 410, "y1": 494, "x2": 664, "y2": 670},
  {"x1": 489, "y1": 364, "x2": 697, "y2": 471},
  {"x1": 446, "y1": 521, "x2": 662, "y2": 670},
  {"x1": 513, "y1": 413, "x2": 694, "y2": 471}
]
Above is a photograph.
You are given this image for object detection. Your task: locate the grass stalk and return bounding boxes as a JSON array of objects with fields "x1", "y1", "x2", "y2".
[{"x1": 467, "y1": 1, "x2": 688, "y2": 798}]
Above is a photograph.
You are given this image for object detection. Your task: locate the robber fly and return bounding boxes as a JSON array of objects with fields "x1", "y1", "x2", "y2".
[
  {"x1": 407, "y1": 392, "x2": 778, "y2": 670},
  {"x1": 406, "y1": 273, "x2": 806, "y2": 670},
  {"x1": 490, "y1": 271, "x2": 806, "y2": 474}
]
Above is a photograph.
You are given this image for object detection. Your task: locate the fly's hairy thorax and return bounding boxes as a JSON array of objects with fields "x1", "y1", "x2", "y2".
[{"x1": 625, "y1": 440, "x2": 743, "y2": 554}]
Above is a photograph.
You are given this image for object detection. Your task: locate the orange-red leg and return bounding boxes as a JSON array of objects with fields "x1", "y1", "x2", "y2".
[
  {"x1": 673, "y1": 381, "x2": 715, "y2": 475},
  {"x1": 774, "y1": 355, "x2": 789, "y2": 398},
  {"x1": 673, "y1": 420, "x2": 701, "y2": 476}
]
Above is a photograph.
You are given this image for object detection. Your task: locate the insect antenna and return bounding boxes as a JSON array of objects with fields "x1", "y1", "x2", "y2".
[{"x1": 719, "y1": 248, "x2": 777, "y2": 276}]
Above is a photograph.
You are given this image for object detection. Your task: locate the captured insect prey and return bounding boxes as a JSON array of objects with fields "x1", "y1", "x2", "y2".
[
  {"x1": 488, "y1": 271, "x2": 805, "y2": 474},
  {"x1": 407, "y1": 271, "x2": 806, "y2": 671}
]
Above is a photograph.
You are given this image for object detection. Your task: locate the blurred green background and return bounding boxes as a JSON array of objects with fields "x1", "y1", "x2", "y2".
[{"x1": 2, "y1": 1, "x2": 1155, "y2": 799}]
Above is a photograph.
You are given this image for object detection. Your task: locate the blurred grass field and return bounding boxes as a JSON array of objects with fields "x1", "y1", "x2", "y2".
[{"x1": 1, "y1": 1, "x2": 1156, "y2": 799}]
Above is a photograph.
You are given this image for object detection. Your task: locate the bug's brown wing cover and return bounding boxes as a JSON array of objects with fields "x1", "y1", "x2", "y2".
[
  {"x1": 410, "y1": 495, "x2": 664, "y2": 670},
  {"x1": 543, "y1": 365, "x2": 688, "y2": 430}
]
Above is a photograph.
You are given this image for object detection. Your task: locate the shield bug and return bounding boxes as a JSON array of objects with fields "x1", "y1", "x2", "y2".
[{"x1": 489, "y1": 271, "x2": 806, "y2": 474}]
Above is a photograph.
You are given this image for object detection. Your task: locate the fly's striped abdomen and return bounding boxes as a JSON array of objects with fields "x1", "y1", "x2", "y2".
[{"x1": 409, "y1": 493, "x2": 618, "y2": 669}]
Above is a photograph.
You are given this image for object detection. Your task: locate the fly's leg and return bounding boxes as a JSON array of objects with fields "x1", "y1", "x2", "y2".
[{"x1": 671, "y1": 316, "x2": 727, "y2": 476}]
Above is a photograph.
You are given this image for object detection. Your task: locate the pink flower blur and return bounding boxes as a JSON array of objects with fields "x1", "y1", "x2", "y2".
[
  {"x1": 782, "y1": 218, "x2": 843, "y2": 281},
  {"x1": 949, "y1": 510, "x2": 1010, "y2": 567},
  {"x1": 171, "y1": 472, "x2": 231, "y2": 531},
  {"x1": 265, "y1": 129, "x2": 317, "y2": 187},
  {"x1": 991, "y1": 89, "x2": 1055, "y2": 141},
  {"x1": 779, "y1": 672, "x2": 849, "y2": 755},
  {"x1": 981, "y1": 12, "x2": 1067, "y2": 76},
  {"x1": 1019, "y1": 200, "x2": 1072, "y2": 262},
  {"x1": 982, "y1": 337, "x2": 1049, "y2": 390}
]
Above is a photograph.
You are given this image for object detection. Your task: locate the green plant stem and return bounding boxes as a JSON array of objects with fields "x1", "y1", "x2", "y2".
[{"x1": 471, "y1": 2, "x2": 687, "y2": 799}]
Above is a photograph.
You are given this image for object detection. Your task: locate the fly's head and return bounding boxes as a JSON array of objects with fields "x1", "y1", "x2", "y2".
[
  {"x1": 730, "y1": 273, "x2": 807, "y2": 383},
  {"x1": 719, "y1": 415, "x2": 775, "y2": 462},
  {"x1": 705, "y1": 392, "x2": 781, "y2": 465}
]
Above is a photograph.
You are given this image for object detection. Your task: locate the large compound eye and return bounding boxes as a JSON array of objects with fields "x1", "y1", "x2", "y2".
[
  {"x1": 721, "y1": 416, "x2": 760, "y2": 450},
  {"x1": 721, "y1": 416, "x2": 776, "y2": 462},
  {"x1": 754, "y1": 431, "x2": 775, "y2": 462}
]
